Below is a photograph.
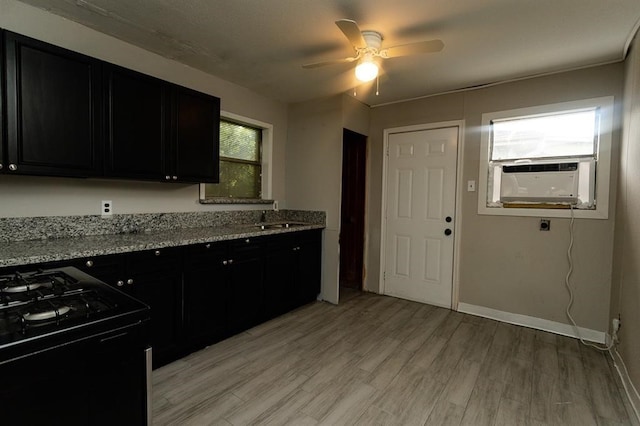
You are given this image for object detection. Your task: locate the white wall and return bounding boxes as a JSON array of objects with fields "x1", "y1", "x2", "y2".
[
  {"x1": 0, "y1": 0, "x2": 288, "y2": 218},
  {"x1": 367, "y1": 63, "x2": 623, "y2": 333},
  {"x1": 286, "y1": 94, "x2": 370, "y2": 303},
  {"x1": 611, "y1": 30, "x2": 640, "y2": 406}
]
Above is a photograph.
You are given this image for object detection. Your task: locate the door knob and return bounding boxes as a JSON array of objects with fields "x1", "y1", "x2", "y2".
[{"x1": 444, "y1": 228, "x2": 452, "y2": 236}]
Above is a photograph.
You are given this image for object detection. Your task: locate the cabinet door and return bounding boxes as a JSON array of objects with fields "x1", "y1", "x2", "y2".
[
  {"x1": 227, "y1": 238, "x2": 265, "y2": 334},
  {"x1": 0, "y1": 31, "x2": 4, "y2": 173},
  {"x1": 171, "y1": 86, "x2": 220, "y2": 183},
  {"x1": 104, "y1": 65, "x2": 168, "y2": 180},
  {"x1": 183, "y1": 242, "x2": 228, "y2": 351},
  {"x1": 4, "y1": 32, "x2": 102, "y2": 177},
  {"x1": 296, "y1": 230, "x2": 322, "y2": 307},
  {"x1": 264, "y1": 235, "x2": 296, "y2": 319},
  {"x1": 127, "y1": 248, "x2": 183, "y2": 368}
]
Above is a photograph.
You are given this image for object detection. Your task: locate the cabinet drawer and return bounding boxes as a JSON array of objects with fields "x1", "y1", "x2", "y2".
[{"x1": 127, "y1": 247, "x2": 182, "y2": 273}]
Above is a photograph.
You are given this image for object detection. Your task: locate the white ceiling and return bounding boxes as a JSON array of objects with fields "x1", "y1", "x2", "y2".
[{"x1": 16, "y1": 0, "x2": 640, "y2": 106}]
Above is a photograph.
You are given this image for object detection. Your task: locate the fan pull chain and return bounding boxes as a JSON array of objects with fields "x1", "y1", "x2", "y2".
[
  {"x1": 354, "y1": 87, "x2": 357, "y2": 96},
  {"x1": 376, "y1": 76, "x2": 380, "y2": 96}
]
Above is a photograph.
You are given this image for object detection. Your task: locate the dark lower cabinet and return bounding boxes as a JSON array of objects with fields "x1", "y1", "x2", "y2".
[
  {"x1": 227, "y1": 237, "x2": 266, "y2": 334},
  {"x1": 264, "y1": 230, "x2": 322, "y2": 318},
  {"x1": 4, "y1": 230, "x2": 322, "y2": 368},
  {"x1": 183, "y1": 242, "x2": 228, "y2": 351},
  {"x1": 4, "y1": 31, "x2": 102, "y2": 177}
]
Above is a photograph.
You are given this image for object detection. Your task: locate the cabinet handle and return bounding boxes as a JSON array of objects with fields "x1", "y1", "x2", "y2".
[
  {"x1": 85, "y1": 260, "x2": 94, "y2": 267},
  {"x1": 222, "y1": 260, "x2": 228, "y2": 265},
  {"x1": 8, "y1": 164, "x2": 17, "y2": 171},
  {"x1": 205, "y1": 243, "x2": 211, "y2": 249},
  {"x1": 127, "y1": 278, "x2": 134, "y2": 285},
  {"x1": 155, "y1": 250, "x2": 161, "y2": 256},
  {"x1": 117, "y1": 280, "x2": 124, "y2": 287}
]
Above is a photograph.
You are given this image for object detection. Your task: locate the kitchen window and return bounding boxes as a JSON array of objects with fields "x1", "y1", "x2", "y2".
[
  {"x1": 477, "y1": 96, "x2": 614, "y2": 219},
  {"x1": 201, "y1": 113, "x2": 273, "y2": 201}
]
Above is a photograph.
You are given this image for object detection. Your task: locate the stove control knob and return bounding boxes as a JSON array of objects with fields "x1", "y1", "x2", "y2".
[
  {"x1": 85, "y1": 260, "x2": 94, "y2": 267},
  {"x1": 127, "y1": 278, "x2": 134, "y2": 285},
  {"x1": 155, "y1": 250, "x2": 161, "y2": 256},
  {"x1": 117, "y1": 280, "x2": 124, "y2": 287}
]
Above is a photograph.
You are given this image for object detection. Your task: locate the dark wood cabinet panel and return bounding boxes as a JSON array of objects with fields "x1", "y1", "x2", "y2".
[
  {"x1": 296, "y1": 230, "x2": 322, "y2": 306},
  {"x1": 4, "y1": 31, "x2": 102, "y2": 177},
  {"x1": 104, "y1": 65, "x2": 168, "y2": 180},
  {"x1": 171, "y1": 86, "x2": 220, "y2": 183},
  {"x1": 0, "y1": 31, "x2": 5, "y2": 173},
  {"x1": 183, "y1": 242, "x2": 228, "y2": 350},
  {"x1": 264, "y1": 235, "x2": 297, "y2": 319}
]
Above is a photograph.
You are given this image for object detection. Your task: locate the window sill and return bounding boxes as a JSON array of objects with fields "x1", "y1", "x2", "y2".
[{"x1": 199, "y1": 198, "x2": 275, "y2": 205}]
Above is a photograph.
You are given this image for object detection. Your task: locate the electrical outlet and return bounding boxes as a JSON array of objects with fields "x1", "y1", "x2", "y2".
[{"x1": 101, "y1": 200, "x2": 113, "y2": 217}]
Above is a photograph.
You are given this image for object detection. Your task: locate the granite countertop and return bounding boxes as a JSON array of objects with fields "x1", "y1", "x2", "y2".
[{"x1": 0, "y1": 222, "x2": 324, "y2": 268}]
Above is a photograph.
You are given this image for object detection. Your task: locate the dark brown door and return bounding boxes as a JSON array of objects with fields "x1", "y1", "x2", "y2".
[{"x1": 339, "y1": 129, "x2": 367, "y2": 289}]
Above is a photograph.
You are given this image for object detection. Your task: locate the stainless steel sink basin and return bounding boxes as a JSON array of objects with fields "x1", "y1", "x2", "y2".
[{"x1": 252, "y1": 222, "x2": 306, "y2": 230}]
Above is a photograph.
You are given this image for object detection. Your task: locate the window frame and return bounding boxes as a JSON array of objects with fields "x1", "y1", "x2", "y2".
[
  {"x1": 199, "y1": 111, "x2": 273, "y2": 202},
  {"x1": 477, "y1": 96, "x2": 614, "y2": 219}
]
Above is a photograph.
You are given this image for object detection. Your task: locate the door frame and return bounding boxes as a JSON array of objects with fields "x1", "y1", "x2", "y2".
[{"x1": 379, "y1": 120, "x2": 465, "y2": 310}]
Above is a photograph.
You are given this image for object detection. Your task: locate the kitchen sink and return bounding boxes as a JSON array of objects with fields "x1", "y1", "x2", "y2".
[{"x1": 252, "y1": 222, "x2": 306, "y2": 230}]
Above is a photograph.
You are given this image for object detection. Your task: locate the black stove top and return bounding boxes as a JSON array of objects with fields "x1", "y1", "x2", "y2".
[{"x1": 0, "y1": 267, "x2": 150, "y2": 360}]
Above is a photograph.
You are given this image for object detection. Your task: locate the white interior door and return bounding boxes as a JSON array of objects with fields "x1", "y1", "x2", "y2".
[{"x1": 383, "y1": 126, "x2": 458, "y2": 307}]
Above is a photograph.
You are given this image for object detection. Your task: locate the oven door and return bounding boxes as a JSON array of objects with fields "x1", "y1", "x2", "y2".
[{"x1": 0, "y1": 322, "x2": 149, "y2": 426}]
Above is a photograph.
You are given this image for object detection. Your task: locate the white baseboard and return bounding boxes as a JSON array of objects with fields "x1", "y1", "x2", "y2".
[
  {"x1": 457, "y1": 302, "x2": 606, "y2": 343},
  {"x1": 610, "y1": 349, "x2": 640, "y2": 424}
]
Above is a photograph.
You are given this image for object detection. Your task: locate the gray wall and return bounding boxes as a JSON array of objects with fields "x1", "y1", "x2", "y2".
[
  {"x1": 611, "y1": 32, "x2": 640, "y2": 398},
  {"x1": 0, "y1": 0, "x2": 288, "y2": 218},
  {"x1": 366, "y1": 64, "x2": 624, "y2": 332}
]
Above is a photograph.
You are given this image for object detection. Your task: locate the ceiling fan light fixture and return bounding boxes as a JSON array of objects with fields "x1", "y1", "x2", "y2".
[{"x1": 355, "y1": 57, "x2": 378, "y2": 82}]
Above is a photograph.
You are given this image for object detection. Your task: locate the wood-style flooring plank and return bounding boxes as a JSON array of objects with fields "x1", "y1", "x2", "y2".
[{"x1": 152, "y1": 292, "x2": 634, "y2": 426}]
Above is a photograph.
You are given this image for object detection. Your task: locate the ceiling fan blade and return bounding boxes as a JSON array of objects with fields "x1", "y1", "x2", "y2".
[
  {"x1": 335, "y1": 19, "x2": 367, "y2": 49},
  {"x1": 383, "y1": 39, "x2": 444, "y2": 58},
  {"x1": 302, "y1": 57, "x2": 358, "y2": 69}
]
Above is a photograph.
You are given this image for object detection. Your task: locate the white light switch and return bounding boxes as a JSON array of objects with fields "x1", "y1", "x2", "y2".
[{"x1": 467, "y1": 180, "x2": 476, "y2": 192}]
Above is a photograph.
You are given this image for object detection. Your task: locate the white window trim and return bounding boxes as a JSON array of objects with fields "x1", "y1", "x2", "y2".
[
  {"x1": 199, "y1": 111, "x2": 274, "y2": 201},
  {"x1": 477, "y1": 96, "x2": 614, "y2": 219}
]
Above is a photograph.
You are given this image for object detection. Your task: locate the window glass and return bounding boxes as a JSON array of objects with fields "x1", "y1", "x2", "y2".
[
  {"x1": 491, "y1": 109, "x2": 598, "y2": 161},
  {"x1": 207, "y1": 119, "x2": 262, "y2": 198}
]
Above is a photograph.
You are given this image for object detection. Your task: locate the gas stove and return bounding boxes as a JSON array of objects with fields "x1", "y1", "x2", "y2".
[
  {"x1": 0, "y1": 266, "x2": 151, "y2": 425},
  {"x1": 0, "y1": 267, "x2": 149, "y2": 354}
]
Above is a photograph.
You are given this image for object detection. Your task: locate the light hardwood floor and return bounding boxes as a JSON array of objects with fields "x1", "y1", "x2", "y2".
[{"x1": 153, "y1": 292, "x2": 634, "y2": 425}]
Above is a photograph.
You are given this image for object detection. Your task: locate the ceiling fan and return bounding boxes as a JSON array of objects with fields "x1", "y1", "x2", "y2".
[{"x1": 303, "y1": 19, "x2": 444, "y2": 83}]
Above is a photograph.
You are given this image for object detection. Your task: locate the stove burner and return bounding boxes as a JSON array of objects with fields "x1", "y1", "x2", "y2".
[
  {"x1": 23, "y1": 306, "x2": 71, "y2": 322},
  {"x1": 2, "y1": 282, "x2": 45, "y2": 293}
]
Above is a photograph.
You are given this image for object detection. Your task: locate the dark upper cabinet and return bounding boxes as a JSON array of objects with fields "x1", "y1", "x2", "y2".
[
  {"x1": 3, "y1": 31, "x2": 102, "y2": 177},
  {"x1": 104, "y1": 65, "x2": 168, "y2": 180},
  {"x1": 104, "y1": 65, "x2": 220, "y2": 183},
  {"x1": 170, "y1": 86, "x2": 220, "y2": 183}
]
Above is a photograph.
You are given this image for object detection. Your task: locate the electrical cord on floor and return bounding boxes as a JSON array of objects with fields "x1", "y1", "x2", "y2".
[{"x1": 565, "y1": 204, "x2": 614, "y2": 351}]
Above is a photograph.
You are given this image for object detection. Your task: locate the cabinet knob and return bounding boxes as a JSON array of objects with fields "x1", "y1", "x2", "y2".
[
  {"x1": 222, "y1": 260, "x2": 228, "y2": 265},
  {"x1": 127, "y1": 278, "x2": 134, "y2": 285},
  {"x1": 165, "y1": 176, "x2": 171, "y2": 180},
  {"x1": 85, "y1": 260, "x2": 94, "y2": 267},
  {"x1": 228, "y1": 259, "x2": 234, "y2": 264},
  {"x1": 172, "y1": 176, "x2": 178, "y2": 180},
  {"x1": 205, "y1": 243, "x2": 211, "y2": 249},
  {"x1": 245, "y1": 239, "x2": 250, "y2": 243},
  {"x1": 155, "y1": 250, "x2": 161, "y2": 256},
  {"x1": 117, "y1": 280, "x2": 124, "y2": 287},
  {"x1": 8, "y1": 164, "x2": 17, "y2": 171},
  {"x1": 0, "y1": 163, "x2": 3, "y2": 170}
]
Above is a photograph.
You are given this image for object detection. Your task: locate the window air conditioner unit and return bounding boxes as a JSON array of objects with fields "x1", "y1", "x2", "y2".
[{"x1": 499, "y1": 162, "x2": 579, "y2": 204}]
